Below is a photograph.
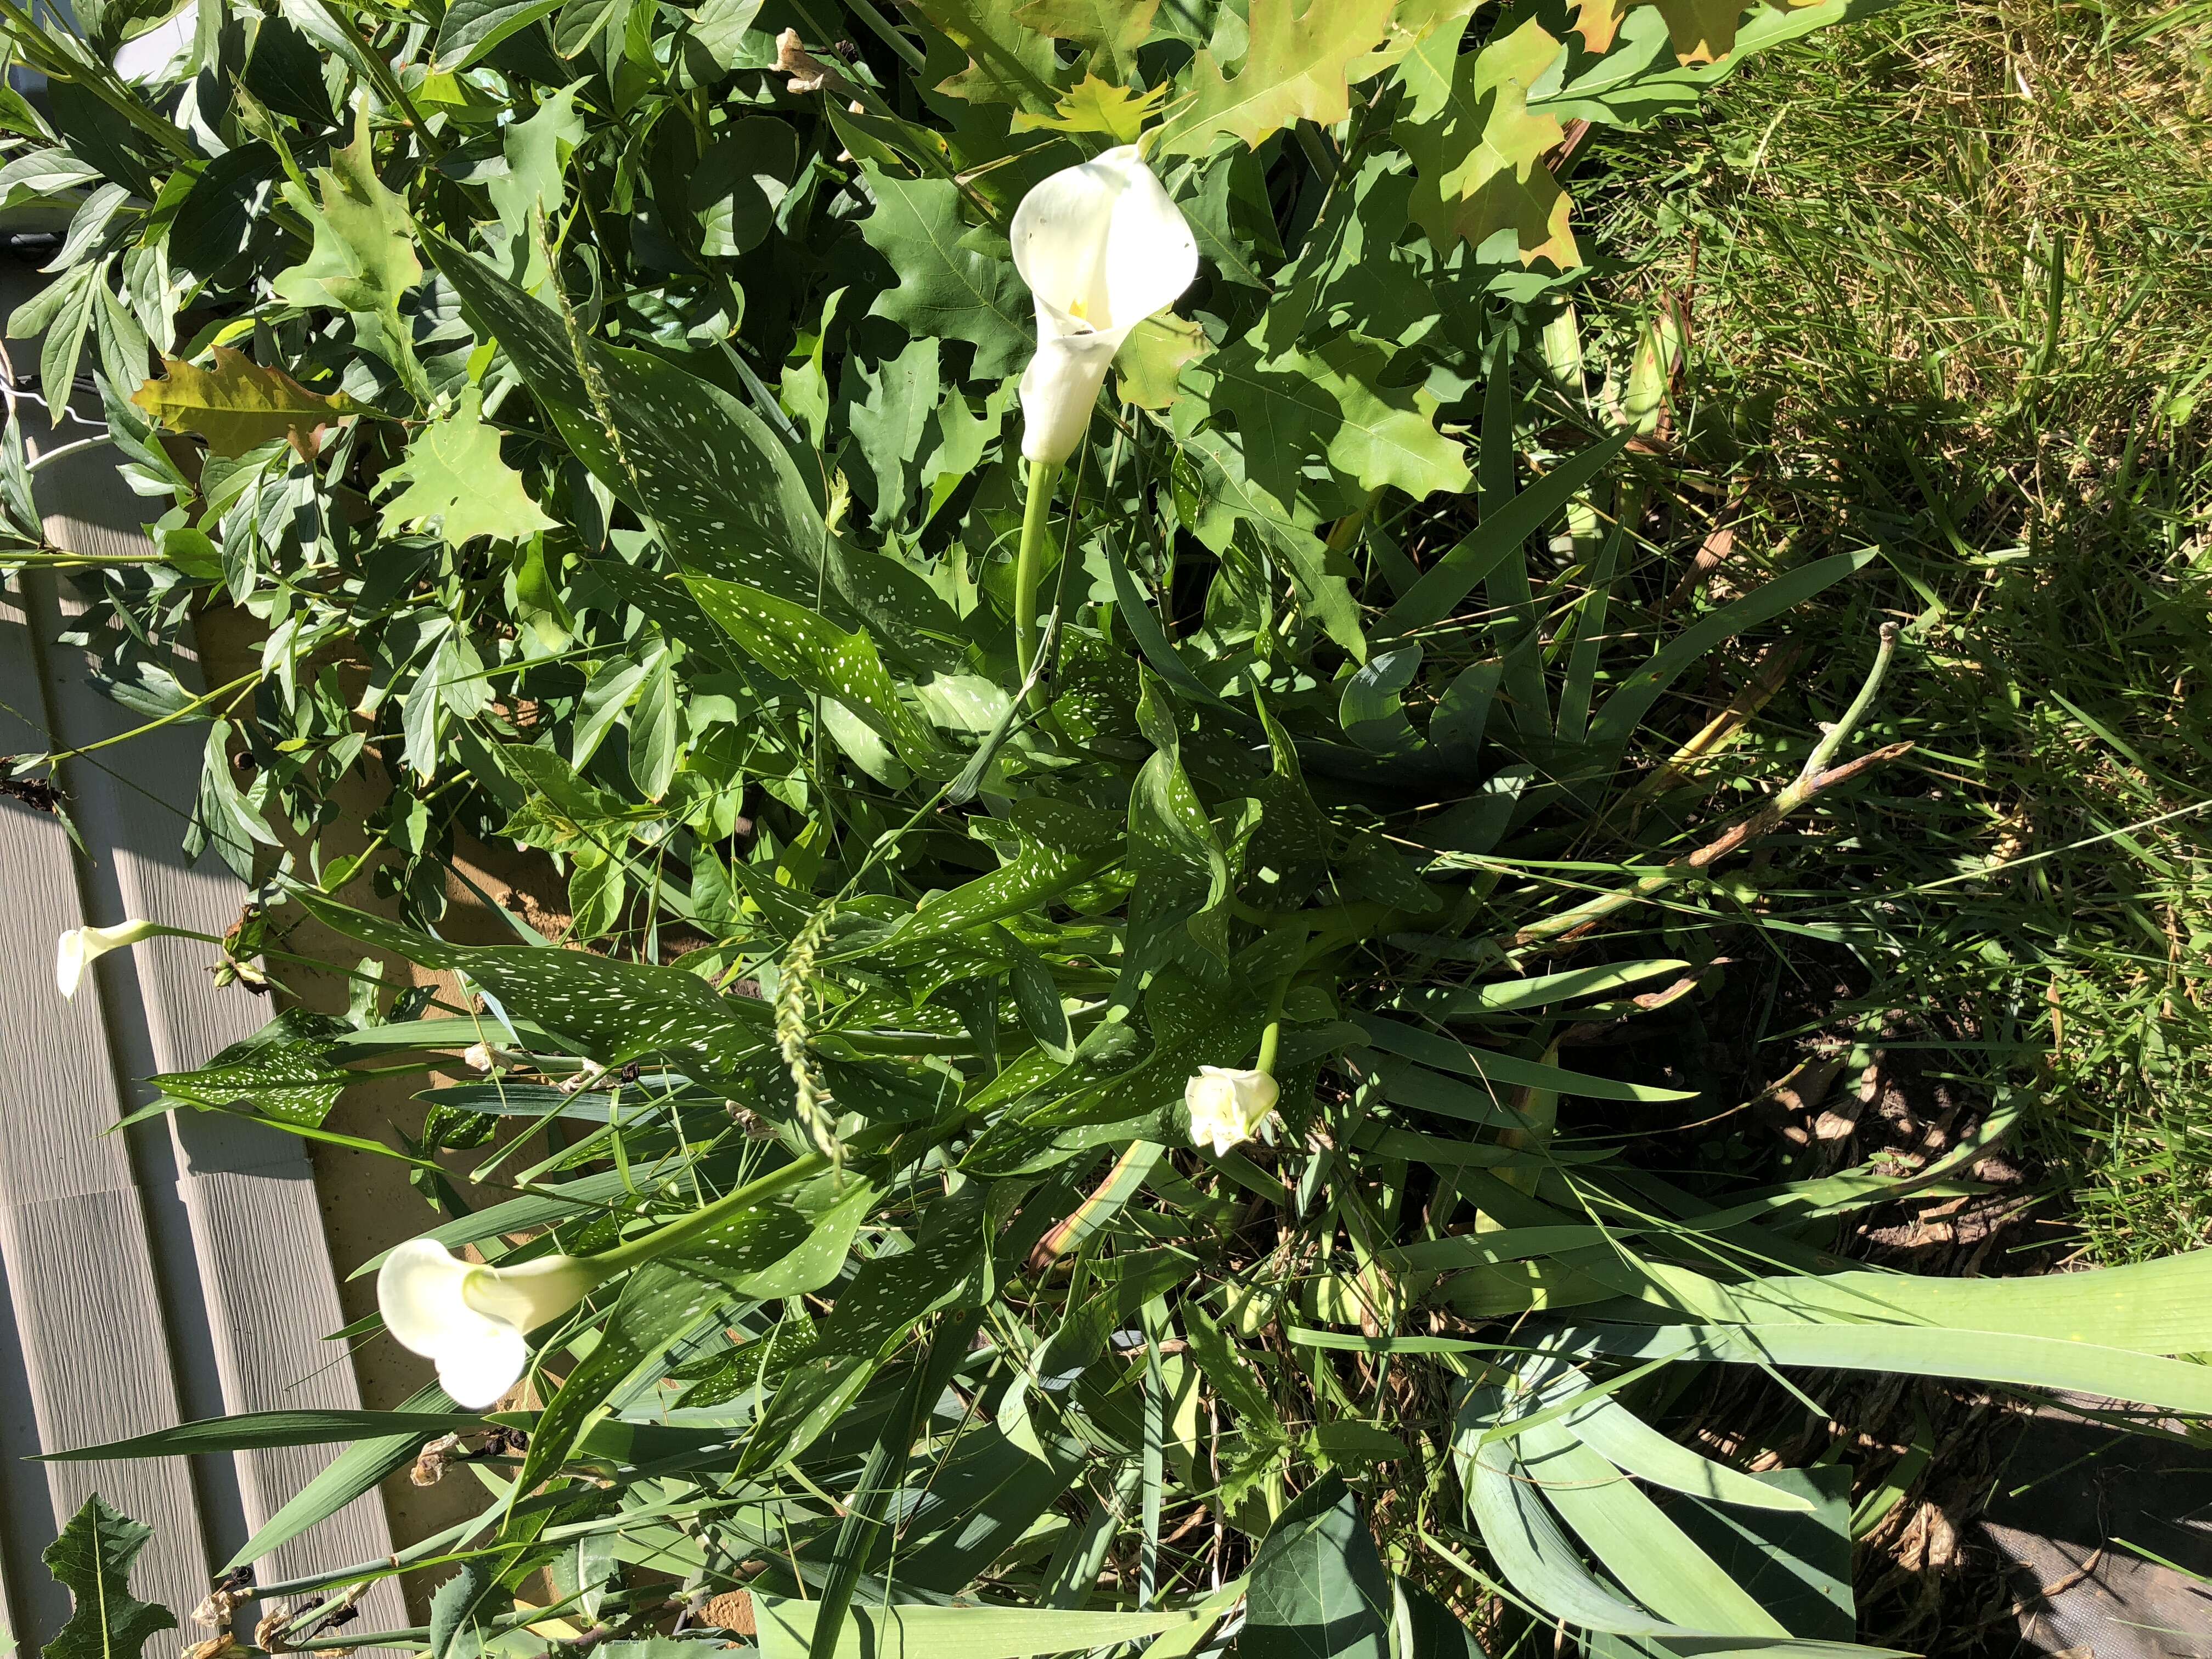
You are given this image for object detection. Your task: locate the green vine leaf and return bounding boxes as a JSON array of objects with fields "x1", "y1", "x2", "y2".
[
  {"x1": 380, "y1": 388, "x2": 559, "y2": 548},
  {"x1": 42, "y1": 1495, "x2": 178, "y2": 1659}
]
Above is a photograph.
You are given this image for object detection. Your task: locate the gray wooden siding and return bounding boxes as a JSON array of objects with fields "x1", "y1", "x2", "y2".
[{"x1": 0, "y1": 268, "x2": 401, "y2": 1646}]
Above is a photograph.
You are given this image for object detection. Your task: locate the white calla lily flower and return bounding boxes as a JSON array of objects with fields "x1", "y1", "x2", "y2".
[
  {"x1": 56, "y1": 918, "x2": 165, "y2": 1000},
  {"x1": 377, "y1": 1239, "x2": 603, "y2": 1409},
  {"x1": 1184, "y1": 1065, "x2": 1280, "y2": 1157},
  {"x1": 1011, "y1": 145, "x2": 1198, "y2": 464}
]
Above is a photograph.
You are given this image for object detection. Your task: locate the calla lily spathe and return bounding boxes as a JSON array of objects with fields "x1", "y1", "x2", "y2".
[
  {"x1": 55, "y1": 918, "x2": 164, "y2": 1000},
  {"x1": 1011, "y1": 145, "x2": 1198, "y2": 464},
  {"x1": 1184, "y1": 1066, "x2": 1280, "y2": 1156},
  {"x1": 378, "y1": 1239, "x2": 602, "y2": 1409}
]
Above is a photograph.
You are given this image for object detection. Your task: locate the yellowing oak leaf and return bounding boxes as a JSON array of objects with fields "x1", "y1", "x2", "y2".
[
  {"x1": 1156, "y1": 0, "x2": 1397, "y2": 156},
  {"x1": 132, "y1": 346, "x2": 369, "y2": 459},
  {"x1": 1572, "y1": 0, "x2": 1825, "y2": 63},
  {"x1": 1011, "y1": 0, "x2": 1160, "y2": 82},
  {"x1": 380, "y1": 390, "x2": 558, "y2": 548},
  {"x1": 1351, "y1": 0, "x2": 1481, "y2": 87},
  {"x1": 1397, "y1": 19, "x2": 1578, "y2": 268},
  {"x1": 1009, "y1": 75, "x2": 1165, "y2": 145}
]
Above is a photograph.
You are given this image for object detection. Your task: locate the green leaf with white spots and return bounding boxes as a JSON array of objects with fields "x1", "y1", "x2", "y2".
[
  {"x1": 502, "y1": 1263, "x2": 730, "y2": 1533},
  {"x1": 684, "y1": 575, "x2": 958, "y2": 778}
]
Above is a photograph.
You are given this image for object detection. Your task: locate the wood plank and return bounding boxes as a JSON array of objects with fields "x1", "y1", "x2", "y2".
[{"x1": 0, "y1": 589, "x2": 210, "y2": 1623}]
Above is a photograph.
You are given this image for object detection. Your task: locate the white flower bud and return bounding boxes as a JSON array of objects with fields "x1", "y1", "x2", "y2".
[{"x1": 1183, "y1": 1066, "x2": 1279, "y2": 1157}]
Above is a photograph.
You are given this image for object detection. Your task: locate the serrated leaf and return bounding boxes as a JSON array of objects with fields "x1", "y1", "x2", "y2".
[
  {"x1": 490, "y1": 82, "x2": 586, "y2": 235},
  {"x1": 271, "y1": 103, "x2": 422, "y2": 325},
  {"x1": 381, "y1": 388, "x2": 559, "y2": 547},
  {"x1": 1397, "y1": 19, "x2": 1578, "y2": 267},
  {"x1": 1576, "y1": 0, "x2": 1825, "y2": 63},
  {"x1": 1009, "y1": 72, "x2": 1165, "y2": 143},
  {"x1": 42, "y1": 1496, "x2": 178, "y2": 1659},
  {"x1": 1115, "y1": 312, "x2": 1208, "y2": 409},
  {"x1": 1009, "y1": 1, "x2": 1160, "y2": 82},
  {"x1": 132, "y1": 345, "x2": 367, "y2": 458},
  {"x1": 848, "y1": 335, "x2": 943, "y2": 528},
  {"x1": 905, "y1": 0, "x2": 1062, "y2": 106},
  {"x1": 1157, "y1": 0, "x2": 1397, "y2": 155},
  {"x1": 857, "y1": 164, "x2": 1029, "y2": 379},
  {"x1": 1182, "y1": 332, "x2": 1469, "y2": 504}
]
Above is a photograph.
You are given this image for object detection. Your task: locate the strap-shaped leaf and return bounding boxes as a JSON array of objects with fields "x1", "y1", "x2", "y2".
[
  {"x1": 290, "y1": 885, "x2": 769, "y2": 1073},
  {"x1": 1585, "y1": 549, "x2": 1878, "y2": 754},
  {"x1": 1376, "y1": 428, "x2": 1632, "y2": 639},
  {"x1": 43, "y1": 1409, "x2": 486, "y2": 1460},
  {"x1": 1550, "y1": 1322, "x2": 2212, "y2": 1417},
  {"x1": 1357, "y1": 1014, "x2": 1697, "y2": 1102}
]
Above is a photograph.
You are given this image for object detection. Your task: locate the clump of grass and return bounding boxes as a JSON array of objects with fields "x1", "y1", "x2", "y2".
[{"x1": 1583, "y1": 0, "x2": 2212, "y2": 1263}]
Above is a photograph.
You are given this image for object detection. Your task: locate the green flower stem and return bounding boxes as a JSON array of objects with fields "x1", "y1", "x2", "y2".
[
  {"x1": 1014, "y1": 458, "x2": 1063, "y2": 710},
  {"x1": 1255, "y1": 1019, "x2": 1283, "y2": 1077},
  {"x1": 585, "y1": 1151, "x2": 829, "y2": 1278}
]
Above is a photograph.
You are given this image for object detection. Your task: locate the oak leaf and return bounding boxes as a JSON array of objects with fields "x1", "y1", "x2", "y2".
[
  {"x1": 1396, "y1": 19, "x2": 1578, "y2": 268},
  {"x1": 1156, "y1": 0, "x2": 1396, "y2": 155},
  {"x1": 131, "y1": 345, "x2": 368, "y2": 459}
]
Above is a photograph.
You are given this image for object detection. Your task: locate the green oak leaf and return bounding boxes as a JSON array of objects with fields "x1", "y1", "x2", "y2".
[
  {"x1": 904, "y1": 0, "x2": 1061, "y2": 108},
  {"x1": 1011, "y1": 0, "x2": 1160, "y2": 82},
  {"x1": 1007, "y1": 74, "x2": 1165, "y2": 144},
  {"x1": 272, "y1": 103, "x2": 421, "y2": 314},
  {"x1": 1182, "y1": 332, "x2": 1469, "y2": 505},
  {"x1": 489, "y1": 82, "x2": 586, "y2": 236},
  {"x1": 380, "y1": 389, "x2": 559, "y2": 548},
  {"x1": 42, "y1": 1496, "x2": 178, "y2": 1659},
  {"x1": 1574, "y1": 0, "x2": 1826, "y2": 63},
  {"x1": 1156, "y1": 0, "x2": 1397, "y2": 155},
  {"x1": 272, "y1": 103, "x2": 425, "y2": 385},
  {"x1": 857, "y1": 163, "x2": 1029, "y2": 379},
  {"x1": 1397, "y1": 18, "x2": 1579, "y2": 267},
  {"x1": 848, "y1": 335, "x2": 944, "y2": 528},
  {"x1": 132, "y1": 345, "x2": 368, "y2": 459}
]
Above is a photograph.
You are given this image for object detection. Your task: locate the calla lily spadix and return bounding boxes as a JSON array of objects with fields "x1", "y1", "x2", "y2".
[
  {"x1": 1011, "y1": 145, "x2": 1199, "y2": 465},
  {"x1": 1184, "y1": 1065, "x2": 1280, "y2": 1157},
  {"x1": 379, "y1": 1240, "x2": 606, "y2": 1409},
  {"x1": 56, "y1": 918, "x2": 167, "y2": 1000}
]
